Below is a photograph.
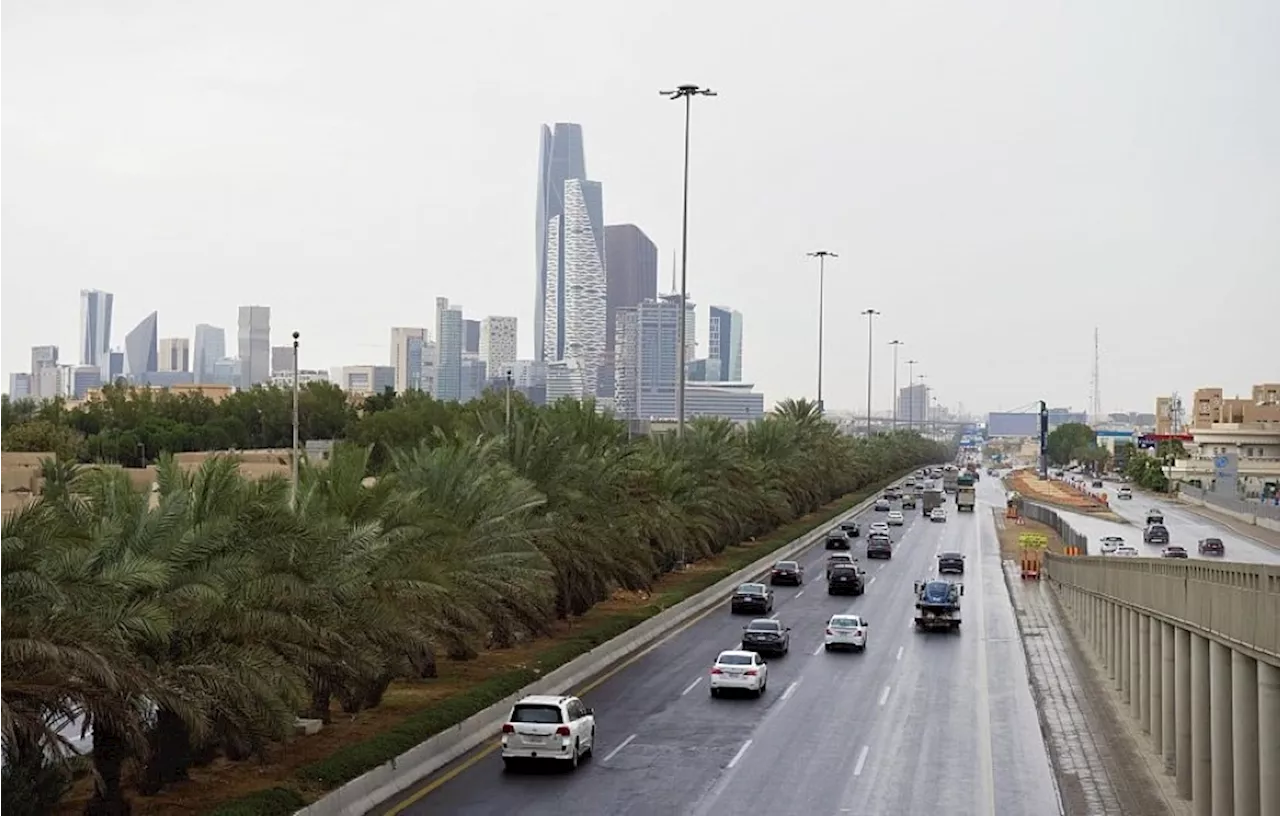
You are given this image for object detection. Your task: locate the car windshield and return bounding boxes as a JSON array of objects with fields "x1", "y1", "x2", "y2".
[
  {"x1": 746, "y1": 620, "x2": 781, "y2": 632},
  {"x1": 718, "y1": 653, "x2": 752, "y2": 666},
  {"x1": 1167, "y1": 547, "x2": 1186, "y2": 552},
  {"x1": 828, "y1": 554, "x2": 852, "y2": 561},
  {"x1": 830, "y1": 616, "x2": 860, "y2": 628},
  {"x1": 736, "y1": 584, "x2": 765, "y2": 595},
  {"x1": 940, "y1": 552, "x2": 963, "y2": 559},
  {"x1": 922, "y1": 582, "x2": 952, "y2": 600},
  {"x1": 775, "y1": 561, "x2": 798, "y2": 570},
  {"x1": 510, "y1": 703, "x2": 564, "y2": 724},
  {"x1": 1204, "y1": 538, "x2": 1223, "y2": 546},
  {"x1": 830, "y1": 565, "x2": 858, "y2": 575}
]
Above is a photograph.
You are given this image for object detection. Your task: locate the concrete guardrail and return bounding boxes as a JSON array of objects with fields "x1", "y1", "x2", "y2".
[{"x1": 295, "y1": 482, "x2": 903, "y2": 816}]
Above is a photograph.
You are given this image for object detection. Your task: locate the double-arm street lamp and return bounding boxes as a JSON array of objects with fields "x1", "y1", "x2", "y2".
[
  {"x1": 905, "y1": 359, "x2": 919, "y2": 430},
  {"x1": 888, "y1": 340, "x2": 903, "y2": 429},
  {"x1": 861, "y1": 309, "x2": 880, "y2": 437},
  {"x1": 660, "y1": 83, "x2": 717, "y2": 438},
  {"x1": 807, "y1": 251, "x2": 838, "y2": 413}
]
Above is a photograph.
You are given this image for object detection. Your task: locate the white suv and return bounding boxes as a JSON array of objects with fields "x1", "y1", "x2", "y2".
[{"x1": 500, "y1": 695, "x2": 596, "y2": 770}]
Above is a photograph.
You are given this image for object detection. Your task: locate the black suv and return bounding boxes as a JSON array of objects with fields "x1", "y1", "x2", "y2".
[
  {"x1": 866, "y1": 535, "x2": 893, "y2": 559},
  {"x1": 840, "y1": 519, "x2": 861, "y2": 538},
  {"x1": 1198, "y1": 538, "x2": 1225, "y2": 556},
  {"x1": 1143, "y1": 524, "x2": 1170, "y2": 546},
  {"x1": 874, "y1": 499, "x2": 891, "y2": 512},
  {"x1": 741, "y1": 618, "x2": 791, "y2": 655},
  {"x1": 770, "y1": 560, "x2": 804, "y2": 585},
  {"x1": 730, "y1": 583, "x2": 774, "y2": 614},
  {"x1": 938, "y1": 552, "x2": 965, "y2": 574},
  {"x1": 827, "y1": 565, "x2": 865, "y2": 596},
  {"x1": 825, "y1": 532, "x2": 851, "y2": 550}
]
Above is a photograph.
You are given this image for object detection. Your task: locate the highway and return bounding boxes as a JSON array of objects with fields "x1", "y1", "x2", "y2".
[
  {"x1": 1045, "y1": 479, "x2": 1280, "y2": 564},
  {"x1": 373, "y1": 476, "x2": 1059, "y2": 816}
]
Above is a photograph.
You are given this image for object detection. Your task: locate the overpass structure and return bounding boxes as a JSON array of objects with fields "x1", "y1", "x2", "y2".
[{"x1": 1047, "y1": 552, "x2": 1279, "y2": 815}]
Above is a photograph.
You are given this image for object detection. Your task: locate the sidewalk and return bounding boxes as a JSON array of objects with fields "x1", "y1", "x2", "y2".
[{"x1": 1001, "y1": 561, "x2": 1187, "y2": 816}]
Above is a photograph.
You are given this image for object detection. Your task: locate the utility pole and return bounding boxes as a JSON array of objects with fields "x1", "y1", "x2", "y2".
[
  {"x1": 660, "y1": 83, "x2": 717, "y2": 438},
  {"x1": 1039, "y1": 400, "x2": 1049, "y2": 479},
  {"x1": 290, "y1": 331, "x2": 300, "y2": 510},
  {"x1": 807, "y1": 251, "x2": 838, "y2": 413},
  {"x1": 905, "y1": 359, "x2": 919, "y2": 431},
  {"x1": 888, "y1": 340, "x2": 903, "y2": 430},
  {"x1": 861, "y1": 309, "x2": 880, "y2": 437}
]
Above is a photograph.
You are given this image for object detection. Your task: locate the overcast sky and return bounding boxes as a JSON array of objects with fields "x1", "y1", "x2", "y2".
[{"x1": 3, "y1": 0, "x2": 1277, "y2": 416}]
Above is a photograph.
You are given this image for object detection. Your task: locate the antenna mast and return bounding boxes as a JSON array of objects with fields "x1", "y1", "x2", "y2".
[
  {"x1": 1090, "y1": 326, "x2": 1102, "y2": 424},
  {"x1": 671, "y1": 250, "x2": 677, "y2": 295}
]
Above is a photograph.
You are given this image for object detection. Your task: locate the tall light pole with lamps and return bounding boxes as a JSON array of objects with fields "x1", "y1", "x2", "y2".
[
  {"x1": 290, "y1": 331, "x2": 300, "y2": 510},
  {"x1": 888, "y1": 340, "x2": 903, "y2": 429},
  {"x1": 660, "y1": 83, "x2": 717, "y2": 438},
  {"x1": 861, "y1": 309, "x2": 880, "y2": 437},
  {"x1": 905, "y1": 359, "x2": 919, "y2": 431},
  {"x1": 807, "y1": 250, "x2": 838, "y2": 412}
]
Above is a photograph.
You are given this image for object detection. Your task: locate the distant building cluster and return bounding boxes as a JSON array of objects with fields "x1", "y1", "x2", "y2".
[{"x1": 7, "y1": 124, "x2": 762, "y2": 423}]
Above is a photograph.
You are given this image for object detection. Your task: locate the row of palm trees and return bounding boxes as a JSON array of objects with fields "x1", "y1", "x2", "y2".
[{"x1": 2, "y1": 398, "x2": 948, "y2": 814}]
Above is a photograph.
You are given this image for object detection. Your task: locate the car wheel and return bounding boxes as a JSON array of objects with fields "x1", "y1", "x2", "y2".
[
  {"x1": 568, "y1": 740, "x2": 580, "y2": 770},
  {"x1": 823, "y1": 643, "x2": 832, "y2": 652},
  {"x1": 503, "y1": 757, "x2": 517, "y2": 772},
  {"x1": 710, "y1": 687, "x2": 720, "y2": 698},
  {"x1": 584, "y1": 728, "x2": 595, "y2": 758}
]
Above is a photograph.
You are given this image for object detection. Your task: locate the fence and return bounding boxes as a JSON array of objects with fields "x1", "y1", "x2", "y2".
[
  {"x1": 1020, "y1": 500, "x2": 1091, "y2": 552},
  {"x1": 1178, "y1": 483, "x2": 1280, "y2": 522}
]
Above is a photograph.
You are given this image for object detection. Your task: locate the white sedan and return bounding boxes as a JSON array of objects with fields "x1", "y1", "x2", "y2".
[
  {"x1": 1099, "y1": 536, "x2": 1124, "y2": 554},
  {"x1": 868, "y1": 521, "x2": 890, "y2": 535},
  {"x1": 886, "y1": 510, "x2": 905, "y2": 526},
  {"x1": 930, "y1": 508, "x2": 947, "y2": 523},
  {"x1": 709, "y1": 650, "x2": 768, "y2": 698},
  {"x1": 823, "y1": 614, "x2": 868, "y2": 652},
  {"x1": 1114, "y1": 546, "x2": 1139, "y2": 557}
]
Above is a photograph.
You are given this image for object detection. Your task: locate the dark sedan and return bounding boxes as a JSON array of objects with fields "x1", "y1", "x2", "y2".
[
  {"x1": 866, "y1": 535, "x2": 893, "y2": 559},
  {"x1": 730, "y1": 583, "x2": 774, "y2": 614},
  {"x1": 873, "y1": 499, "x2": 891, "y2": 512},
  {"x1": 741, "y1": 618, "x2": 790, "y2": 655},
  {"x1": 938, "y1": 551, "x2": 965, "y2": 574},
  {"x1": 770, "y1": 560, "x2": 804, "y2": 586},
  {"x1": 827, "y1": 564, "x2": 865, "y2": 596},
  {"x1": 1198, "y1": 538, "x2": 1225, "y2": 556},
  {"x1": 1161, "y1": 546, "x2": 1189, "y2": 559},
  {"x1": 840, "y1": 520, "x2": 861, "y2": 538},
  {"x1": 825, "y1": 532, "x2": 851, "y2": 550}
]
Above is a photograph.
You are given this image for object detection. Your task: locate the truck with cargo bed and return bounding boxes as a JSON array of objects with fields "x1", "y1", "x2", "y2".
[{"x1": 913, "y1": 579, "x2": 963, "y2": 631}]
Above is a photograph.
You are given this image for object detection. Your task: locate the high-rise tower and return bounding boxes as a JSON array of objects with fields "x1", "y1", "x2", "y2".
[{"x1": 79, "y1": 289, "x2": 113, "y2": 368}]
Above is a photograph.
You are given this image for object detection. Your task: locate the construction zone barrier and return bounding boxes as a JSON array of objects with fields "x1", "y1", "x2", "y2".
[{"x1": 1019, "y1": 533, "x2": 1046, "y2": 579}]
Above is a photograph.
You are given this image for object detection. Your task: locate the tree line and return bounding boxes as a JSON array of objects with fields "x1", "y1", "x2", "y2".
[{"x1": 1, "y1": 394, "x2": 949, "y2": 814}]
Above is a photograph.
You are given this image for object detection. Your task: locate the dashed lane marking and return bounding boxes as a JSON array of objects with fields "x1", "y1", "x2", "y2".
[
  {"x1": 726, "y1": 739, "x2": 752, "y2": 769},
  {"x1": 896, "y1": 645, "x2": 904, "y2": 661},
  {"x1": 681, "y1": 677, "x2": 702, "y2": 696},
  {"x1": 853, "y1": 744, "x2": 870, "y2": 776},
  {"x1": 602, "y1": 733, "x2": 637, "y2": 763},
  {"x1": 781, "y1": 681, "x2": 799, "y2": 701},
  {"x1": 878, "y1": 685, "x2": 891, "y2": 706}
]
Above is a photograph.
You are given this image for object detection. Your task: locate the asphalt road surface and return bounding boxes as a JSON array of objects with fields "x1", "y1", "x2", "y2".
[
  {"x1": 1049, "y1": 480, "x2": 1280, "y2": 564},
  {"x1": 373, "y1": 477, "x2": 1059, "y2": 816}
]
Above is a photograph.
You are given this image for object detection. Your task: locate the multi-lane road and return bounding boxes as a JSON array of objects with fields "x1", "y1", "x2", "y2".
[
  {"x1": 1046, "y1": 478, "x2": 1280, "y2": 564},
  {"x1": 373, "y1": 476, "x2": 1060, "y2": 816}
]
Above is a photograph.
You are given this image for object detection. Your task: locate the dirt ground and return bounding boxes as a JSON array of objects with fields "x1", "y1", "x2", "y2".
[
  {"x1": 1007, "y1": 470, "x2": 1125, "y2": 522},
  {"x1": 55, "y1": 500, "x2": 843, "y2": 815},
  {"x1": 993, "y1": 510, "x2": 1068, "y2": 559}
]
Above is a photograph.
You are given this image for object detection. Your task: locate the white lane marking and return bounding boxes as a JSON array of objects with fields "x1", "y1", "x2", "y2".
[
  {"x1": 681, "y1": 677, "x2": 702, "y2": 696},
  {"x1": 895, "y1": 645, "x2": 904, "y2": 661},
  {"x1": 602, "y1": 733, "x2": 636, "y2": 763},
  {"x1": 973, "y1": 512, "x2": 999, "y2": 815},
  {"x1": 868, "y1": 576, "x2": 877, "y2": 585},
  {"x1": 781, "y1": 681, "x2": 799, "y2": 701},
  {"x1": 814, "y1": 642, "x2": 826, "y2": 655},
  {"x1": 726, "y1": 739, "x2": 752, "y2": 769},
  {"x1": 796, "y1": 590, "x2": 805, "y2": 598},
  {"x1": 852, "y1": 744, "x2": 870, "y2": 776},
  {"x1": 878, "y1": 685, "x2": 891, "y2": 706}
]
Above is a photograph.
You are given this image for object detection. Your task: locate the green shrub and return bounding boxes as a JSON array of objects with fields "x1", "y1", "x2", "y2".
[{"x1": 204, "y1": 787, "x2": 305, "y2": 816}]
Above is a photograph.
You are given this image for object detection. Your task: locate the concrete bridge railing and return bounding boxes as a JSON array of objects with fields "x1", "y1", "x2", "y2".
[{"x1": 1025, "y1": 501, "x2": 1279, "y2": 816}]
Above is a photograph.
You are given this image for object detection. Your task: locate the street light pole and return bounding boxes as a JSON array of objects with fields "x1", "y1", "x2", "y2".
[
  {"x1": 807, "y1": 250, "x2": 838, "y2": 413},
  {"x1": 905, "y1": 359, "x2": 919, "y2": 431},
  {"x1": 861, "y1": 309, "x2": 880, "y2": 437},
  {"x1": 888, "y1": 340, "x2": 903, "y2": 430},
  {"x1": 290, "y1": 331, "x2": 300, "y2": 510},
  {"x1": 660, "y1": 83, "x2": 717, "y2": 439},
  {"x1": 505, "y1": 369, "x2": 513, "y2": 431}
]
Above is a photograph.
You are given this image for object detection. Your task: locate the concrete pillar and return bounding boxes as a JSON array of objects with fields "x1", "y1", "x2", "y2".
[
  {"x1": 1150, "y1": 615, "x2": 1163, "y2": 750},
  {"x1": 1260, "y1": 660, "x2": 1280, "y2": 816},
  {"x1": 1129, "y1": 609, "x2": 1141, "y2": 717},
  {"x1": 1232, "y1": 651, "x2": 1259, "y2": 816},
  {"x1": 1175, "y1": 626, "x2": 1192, "y2": 796},
  {"x1": 1102, "y1": 601, "x2": 1112, "y2": 673},
  {"x1": 1138, "y1": 613, "x2": 1151, "y2": 732},
  {"x1": 1190, "y1": 633, "x2": 1211, "y2": 814},
  {"x1": 1111, "y1": 603, "x2": 1122, "y2": 685},
  {"x1": 1118, "y1": 606, "x2": 1129, "y2": 696},
  {"x1": 1162, "y1": 622, "x2": 1176, "y2": 775},
  {"x1": 1209, "y1": 641, "x2": 1233, "y2": 816}
]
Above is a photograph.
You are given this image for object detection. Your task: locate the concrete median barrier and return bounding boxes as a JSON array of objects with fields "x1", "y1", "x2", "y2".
[{"x1": 295, "y1": 488, "x2": 893, "y2": 816}]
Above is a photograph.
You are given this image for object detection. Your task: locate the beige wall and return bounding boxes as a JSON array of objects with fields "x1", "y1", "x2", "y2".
[{"x1": 1192, "y1": 383, "x2": 1280, "y2": 430}]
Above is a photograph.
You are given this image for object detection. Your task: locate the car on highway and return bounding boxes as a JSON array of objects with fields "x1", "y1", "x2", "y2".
[
  {"x1": 840, "y1": 519, "x2": 861, "y2": 538},
  {"x1": 1198, "y1": 537, "x2": 1225, "y2": 556},
  {"x1": 827, "y1": 563, "x2": 866, "y2": 595},
  {"x1": 741, "y1": 618, "x2": 791, "y2": 655},
  {"x1": 866, "y1": 534, "x2": 893, "y2": 559},
  {"x1": 938, "y1": 551, "x2": 965, "y2": 574},
  {"x1": 1161, "y1": 545, "x2": 1189, "y2": 559},
  {"x1": 1117, "y1": 487, "x2": 1133, "y2": 500},
  {"x1": 825, "y1": 531, "x2": 851, "y2": 550},
  {"x1": 826, "y1": 552, "x2": 857, "y2": 578},
  {"x1": 500, "y1": 695, "x2": 596, "y2": 770},
  {"x1": 1145, "y1": 509, "x2": 1165, "y2": 526},
  {"x1": 730, "y1": 583, "x2": 774, "y2": 614},
  {"x1": 930, "y1": 507, "x2": 947, "y2": 523},
  {"x1": 1099, "y1": 536, "x2": 1124, "y2": 554},
  {"x1": 868, "y1": 521, "x2": 890, "y2": 536},
  {"x1": 709, "y1": 650, "x2": 768, "y2": 698},
  {"x1": 823, "y1": 614, "x2": 869, "y2": 652},
  {"x1": 874, "y1": 499, "x2": 891, "y2": 512},
  {"x1": 1143, "y1": 524, "x2": 1170, "y2": 546},
  {"x1": 769, "y1": 560, "x2": 804, "y2": 585},
  {"x1": 1114, "y1": 546, "x2": 1139, "y2": 557},
  {"x1": 901, "y1": 493, "x2": 918, "y2": 509},
  {"x1": 1091, "y1": 479, "x2": 1104, "y2": 488},
  {"x1": 887, "y1": 510, "x2": 905, "y2": 526}
]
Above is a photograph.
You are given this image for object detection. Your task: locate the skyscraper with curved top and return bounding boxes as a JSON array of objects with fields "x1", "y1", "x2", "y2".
[{"x1": 534, "y1": 123, "x2": 606, "y2": 397}]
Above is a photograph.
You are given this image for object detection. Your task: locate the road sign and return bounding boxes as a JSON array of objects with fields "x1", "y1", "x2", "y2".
[{"x1": 1018, "y1": 533, "x2": 1048, "y2": 548}]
